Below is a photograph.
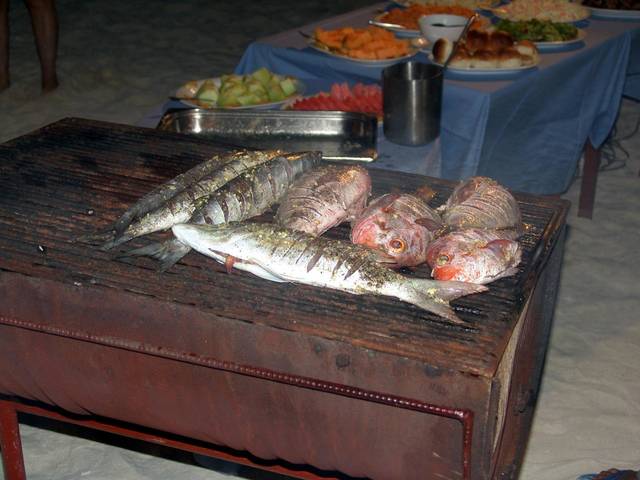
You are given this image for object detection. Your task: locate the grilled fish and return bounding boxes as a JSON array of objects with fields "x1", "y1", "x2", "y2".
[
  {"x1": 276, "y1": 164, "x2": 371, "y2": 236},
  {"x1": 351, "y1": 192, "x2": 443, "y2": 268},
  {"x1": 103, "y1": 150, "x2": 315, "y2": 250},
  {"x1": 172, "y1": 222, "x2": 487, "y2": 324},
  {"x1": 439, "y1": 176, "x2": 522, "y2": 232},
  {"x1": 120, "y1": 151, "x2": 321, "y2": 270},
  {"x1": 426, "y1": 228, "x2": 522, "y2": 284},
  {"x1": 109, "y1": 151, "x2": 242, "y2": 237}
]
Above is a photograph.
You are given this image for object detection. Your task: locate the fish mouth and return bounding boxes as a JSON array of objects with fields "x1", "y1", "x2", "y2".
[{"x1": 431, "y1": 265, "x2": 463, "y2": 282}]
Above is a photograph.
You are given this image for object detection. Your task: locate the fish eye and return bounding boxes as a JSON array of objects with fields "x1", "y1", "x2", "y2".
[
  {"x1": 389, "y1": 239, "x2": 406, "y2": 252},
  {"x1": 437, "y1": 254, "x2": 450, "y2": 266}
]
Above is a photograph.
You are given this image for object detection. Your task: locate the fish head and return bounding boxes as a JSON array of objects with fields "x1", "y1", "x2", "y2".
[
  {"x1": 351, "y1": 194, "x2": 435, "y2": 267},
  {"x1": 427, "y1": 230, "x2": 522, "y2": 283}
]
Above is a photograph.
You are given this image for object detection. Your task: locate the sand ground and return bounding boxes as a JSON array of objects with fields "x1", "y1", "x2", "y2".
[{"x1": 1, "y1": 0, "x2": 639, "y2": 478}]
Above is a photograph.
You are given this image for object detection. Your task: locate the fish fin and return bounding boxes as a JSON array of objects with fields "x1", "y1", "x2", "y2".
[
  {"x1": 74, "y1": 229, "x2": 115, "y2": 246},
  {"x1": 414, "y1": 217, "x2": 441, "y2": 231},
  {"x1": 101, "y1": 233, "x2": 135, "y2": 251},
  {"x1": 402, "y1": 279, "x2": 487, "y2": 325},
  {"x1": 224, "y1": 255, "x2": 238, "y2": 274},
  {"x1": 414, "y1": 185, "x2": 437, "y2": 203},
  {"x1": 116, "y1": 239, "x2": 191, "y2": 272}
]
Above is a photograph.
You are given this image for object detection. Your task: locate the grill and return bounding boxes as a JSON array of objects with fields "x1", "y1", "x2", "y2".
[
  {"x1": 0, "y1": 117, "x2": 567, "y2": 376},
  {"x1": 0, "y1": 118, "x2": 569, "y2": 480}
]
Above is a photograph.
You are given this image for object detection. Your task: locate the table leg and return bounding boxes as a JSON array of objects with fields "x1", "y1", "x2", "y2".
[
  {"x1": 578, "y1": 141, "x2": 601, "y2": 219},
  {"x1": 0, "y1": 400, "x2": 27, "y2": 480}
]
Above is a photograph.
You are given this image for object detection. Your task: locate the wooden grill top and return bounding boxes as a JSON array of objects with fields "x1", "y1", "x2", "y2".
[{"x1": 0, "y1": 118, "x2": 569, "y2": 377}]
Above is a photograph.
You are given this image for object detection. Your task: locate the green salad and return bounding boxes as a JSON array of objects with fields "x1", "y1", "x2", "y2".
[{"x1": 495, "y1": 19, "x2": 579, "y2": 42}]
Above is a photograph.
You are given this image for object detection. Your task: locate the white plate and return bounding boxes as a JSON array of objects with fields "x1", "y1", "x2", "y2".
[
  {"x1": 308, "y1": 43, "x2": 418, "y2": 66},
  {"x1": 533, "y1": 28, "x2": 587, "y2": 51},
  {"x1": 588, "y1": 7, "x2": 640, "y2": 20},
  {"x1": 429, "y1": 53, "x2": 538, "y2": 77},
  {"x1": 174, "y1": 77, "x2": 304, "y2": 110}
]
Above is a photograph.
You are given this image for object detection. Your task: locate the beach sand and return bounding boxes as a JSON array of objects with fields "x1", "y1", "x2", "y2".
[{"x1": 1, "y1": 0, "x2": 639, "y2": 478}]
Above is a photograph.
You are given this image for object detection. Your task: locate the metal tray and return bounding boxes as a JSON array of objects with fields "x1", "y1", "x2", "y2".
[{"x1": 157, "y1": 109, "x2": 378, "y2": 162}]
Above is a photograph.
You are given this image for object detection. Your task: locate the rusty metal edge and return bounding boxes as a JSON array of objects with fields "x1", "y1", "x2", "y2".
[{"x1": 0, "y1": 314, "x2": 474, "y2": 480}]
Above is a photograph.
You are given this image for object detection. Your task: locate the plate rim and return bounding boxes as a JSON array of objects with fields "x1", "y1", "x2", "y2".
[
  {"x1": 174, "y1": 76, "x2": 305, "y2": 110},
  {"x1": 529, "y1": 28, "x2": 587, "y2": 48},
  {"x1": 428, "y1": 52, "x2": 539, "y2": 75},
  {"x1": 587, "y1": 6, "x2": 640, "y2": 19}
]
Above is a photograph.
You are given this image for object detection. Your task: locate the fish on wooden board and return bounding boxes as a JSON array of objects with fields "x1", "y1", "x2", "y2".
[
  {"x1": 275, "y1": 164, "x2": 371, "y2": 236},
  {"x1": 102, "y1": 150, "x2": 318, "y2": 250},
  {"x1": 172, "y1": 222, "x2": 488, "y2": 324},
  {"x1": 438, "y1": 176, "x2": 523, "y2": 232},
  {"x1": 350, "y1": 191, "x2": 443, "y2": 268},
  {"x1": 426, "y1": 228, "x2": 522, "y2": 284},
  {"x1": 119, "y1": 151, "x2": 321, "y2": 271},
  {"x1": 109, "y1": 150, "x2": 246, "y2": 237}
]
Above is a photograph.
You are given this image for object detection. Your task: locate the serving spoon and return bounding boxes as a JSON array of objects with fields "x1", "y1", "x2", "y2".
[{"x1": 442, "y1": 13, "x2": 478, "y2": 70}]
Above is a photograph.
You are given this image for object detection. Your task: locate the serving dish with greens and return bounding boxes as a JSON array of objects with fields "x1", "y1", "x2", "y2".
[{"x1": 494, "y1": 19, "x2": 585, "y2": 51}]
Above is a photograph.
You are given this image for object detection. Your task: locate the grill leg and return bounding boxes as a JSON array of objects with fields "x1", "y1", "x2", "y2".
[
  {"x1": 0, "y1": 400, "x2": 26, "y2": 480},
  {"x1": 578, "y1": 141, "x2": 601, "y2": 219}
]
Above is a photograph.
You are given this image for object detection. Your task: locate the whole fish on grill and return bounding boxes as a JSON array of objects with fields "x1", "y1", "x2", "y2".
[
  {"x1": 276, "y1": 164, "x2": 371, "y2": 236},
  {"x1": 438, "y1": 176, "x2": 523, "y2": 233},
  {"x1": 109, "y1": 151, "x2": 245, "y2": 237},
  {"x1": 426, "y1": 228, "x2": 522, "y2": 284},
  {"x1": 350, "y1": 190, "x2": 443, "y2": 268},
  {"x1": 102, "y1": 150, "x2": 316, "y2": 250},
  {"x1": 172, "y1": 222, "x2": 487, "y2": 324},
  {"x1": 119, "y1": 151, "x2": 321, "y2": 271}
]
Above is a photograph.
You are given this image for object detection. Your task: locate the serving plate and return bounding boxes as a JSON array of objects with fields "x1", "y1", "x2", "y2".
[
  {"x1": 491, "y1": 5, "x2": 591, "y2": 22},
  {"x1": 309, "y1": 43, "x2": 418, "y2": 66},
  {"x1": 175, "y1": 77, "x2": 305, "y2": 110},
  {"x1": 393, "y1": 0, "x2": 499, "y2": 10},
  {"x1": 429, "y1": 53, "x2": 538, "y2": 78},
  {"x1": 533, "y1": 28, "x2": 586, "y2": 51},
  {"x1": 587, "y1": 7, "x2": 640, "y2": 20}
]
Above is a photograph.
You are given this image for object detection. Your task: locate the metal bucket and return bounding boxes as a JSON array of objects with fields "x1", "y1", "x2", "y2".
[{"x1": 382, "y1": 61, "x2": 443, "y2": 146}]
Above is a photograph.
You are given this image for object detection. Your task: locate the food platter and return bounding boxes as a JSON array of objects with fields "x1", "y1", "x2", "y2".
[
  {"x1": 309, "y1": 43, "x2": 418, "y2": 66},
  {"x1": 587, "y1": 7, "x2": 640, "y2": 20},
  {"x1": 392, "y1": 0, "x2": 499, "y2": 10},
  {"x1": 429, "y1": 54, "x2": 539, "y2": 78},
  {"x1": 175, "y1": 77, "x2": 305, "y2": 110},
  {"x1": 533, "y1": 28, "x2": 586, "y2": 51},
  {"x1": 491, "y1": 4, "x2": 591, "y2": 22}
]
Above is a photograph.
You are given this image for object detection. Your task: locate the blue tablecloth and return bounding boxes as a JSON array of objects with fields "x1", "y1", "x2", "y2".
[{"x1": 234, "y1": 18, "x2": 640, "y2": 195}]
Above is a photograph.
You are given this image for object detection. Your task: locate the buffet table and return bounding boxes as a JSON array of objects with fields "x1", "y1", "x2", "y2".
[{"x1": 232, "y1": 3, "x2": 640, "y2": 213}]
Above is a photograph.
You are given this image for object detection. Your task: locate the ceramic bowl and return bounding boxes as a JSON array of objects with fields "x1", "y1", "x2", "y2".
[{"x1": 418, "y1": 14, "x2": 467, "y2": 43}]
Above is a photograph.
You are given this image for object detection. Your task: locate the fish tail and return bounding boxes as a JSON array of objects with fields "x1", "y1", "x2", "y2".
[
  {"x1": 402, "y1": 279, "x2": 487, "y2": 324},
  {"x1": 116, "y1": 238, "x2": 191, "y2": 272}
]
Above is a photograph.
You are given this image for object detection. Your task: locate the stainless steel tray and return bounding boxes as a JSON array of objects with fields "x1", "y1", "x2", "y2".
[{"x1": 156, "y1": 109, "x2": 378, "y2": 162}]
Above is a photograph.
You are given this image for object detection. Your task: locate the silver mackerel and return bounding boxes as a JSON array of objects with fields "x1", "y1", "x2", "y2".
[{"x1": 172, "y1": 222, "x2": 487, "y2": 324}]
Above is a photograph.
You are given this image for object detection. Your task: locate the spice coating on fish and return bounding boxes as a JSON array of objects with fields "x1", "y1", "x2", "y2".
[
  {"x1": 110, "y1": 151, "x2": 241, "y2": 237},
  {"x1": 104, "y1": 150, "x2": 315, "y2": 250},
  {"x1": 351, "y1": 192, "x2": 443, "y2": 268},
  {"x1": 276, "y1": 164, "x2": 371, "y2": 236},
  {"x1": 172, "y1": 222, "x2": 487, "y2": 324},
  {"x1": 439, "y1": 176, "x2": 523, "y2": 232},
  {"x1": 118, "y1": 151, "x2": 321, "y2": 270},
  {"x1": 426, "y1": 228, "x2": 522, "y2": 284}
]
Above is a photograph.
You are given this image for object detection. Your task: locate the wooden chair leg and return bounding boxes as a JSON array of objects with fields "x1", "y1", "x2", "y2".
[
  {"x1": 0, "y1": 400, "x2": 27, "y2": 480},
  {"x1": 578, "y1": 141, "x2": 601, "y2": 219}
]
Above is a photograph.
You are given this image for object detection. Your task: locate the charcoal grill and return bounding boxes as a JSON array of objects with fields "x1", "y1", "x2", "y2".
[{"x1": 0, "y1": 118, "x2": 569, "y2": 480}]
